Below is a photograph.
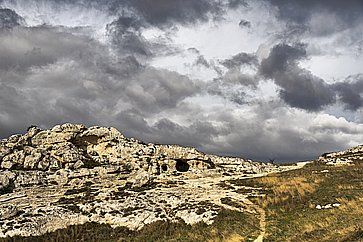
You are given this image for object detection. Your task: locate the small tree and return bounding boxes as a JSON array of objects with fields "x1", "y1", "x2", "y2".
[{"x1": 269, "y1": 158, "x2": 275, "y2": 164}]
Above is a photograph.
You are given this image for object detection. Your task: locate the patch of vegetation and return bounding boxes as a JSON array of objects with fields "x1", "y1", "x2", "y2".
[
  {"x1": 220, "y1": 197, "x2": 245, "y2": 209},
  {"x1": 233, "y1": 161, "x2": 363, "y2": 242}
]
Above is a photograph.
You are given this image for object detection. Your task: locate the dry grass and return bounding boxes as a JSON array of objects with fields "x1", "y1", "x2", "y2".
[
  {"x1": 260, "y1": 162, "x2": 362, "y2": 241},
  {"x1": 255, "y1": 176, "x2": 318, "y2": 208},
  {"x1": 231, "y1": 161, "x2": 363, "y2": 241}
]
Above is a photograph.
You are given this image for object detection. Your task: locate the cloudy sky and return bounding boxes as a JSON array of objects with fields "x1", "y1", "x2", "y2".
[{"x1": 0, "y1": 0, "x2": 363, "y2": 162}]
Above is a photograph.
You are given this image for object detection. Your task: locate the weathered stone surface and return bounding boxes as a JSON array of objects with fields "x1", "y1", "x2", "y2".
[
  {"x1": 319, "y1": 145, "x2": 363, "y2": 165},
  {"x1": 24, "y1": 151, "x2": 42, "y2": 169},
  {"x1": 0, "y1": 123, "x2": 290, "y2": 239},
  {"x1": 1, "y1": 150, "x2": 25, "y2": 169},
  {"x1": 32, "y1": 131, "x2": 75, "y2": 146},
  {"x1": 0, "y1": 171, "x2": 15, "y2": 193},
  {"x1": 0, "y1": 145, "x2": 11, "y2": 160}
]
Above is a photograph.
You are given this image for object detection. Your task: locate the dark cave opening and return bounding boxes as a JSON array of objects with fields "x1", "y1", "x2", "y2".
[
  {"x1": 175, "y1": 159, "x2": 189, "y2": 172},
  {"x1": 161, "y1": 164, "x2": 168, "y2": 172}
]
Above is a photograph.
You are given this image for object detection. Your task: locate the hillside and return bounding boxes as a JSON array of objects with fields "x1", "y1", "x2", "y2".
[{"x1": 0, "y1": 124, "x2": 362, "y2": 241}]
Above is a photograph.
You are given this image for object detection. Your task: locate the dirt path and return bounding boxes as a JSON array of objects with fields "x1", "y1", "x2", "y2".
[{"x1": 253, "y1": 204, "x2": 266, "y2": 242}]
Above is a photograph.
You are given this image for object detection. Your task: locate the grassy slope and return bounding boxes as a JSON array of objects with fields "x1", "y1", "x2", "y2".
[
  {"x1": 3, "y1": 161, "x2": 363, "y2": 242},
  {"x1": 232, "y1": 161, "x2": 363, "y2": 242}
]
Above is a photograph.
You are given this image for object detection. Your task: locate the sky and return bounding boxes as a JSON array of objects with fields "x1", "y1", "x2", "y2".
[{"x1": 0, "y1": 0, "x2": 362, "y2": 162}]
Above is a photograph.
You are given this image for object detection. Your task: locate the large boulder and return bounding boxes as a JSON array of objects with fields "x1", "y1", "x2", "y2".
[{"x1": 1, "y1": 150, "x2": 25, "y2": 169}]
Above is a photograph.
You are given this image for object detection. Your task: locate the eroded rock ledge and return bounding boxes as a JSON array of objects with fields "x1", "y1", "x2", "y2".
[
  {"x1": 0, "y1": 123, "x2": 283, "y2": 238},
  {"x1": 318, "y1": 145, "x2": 363, "y2": 165}
]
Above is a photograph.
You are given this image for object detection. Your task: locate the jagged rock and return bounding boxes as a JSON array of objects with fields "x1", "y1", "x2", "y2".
[
  {"x1": 32, "y1": 131, "x2": 75, "y2": 146},
  {"x1": 26, "y1": 126, "x2": 42, "y2": 138},
  {"x1": 7, "y1": 134, "x2": 21, "y2": 143},
  {"x1": 24, "y1": 150, "x2": 42, "y2": 169},
  {"x1": 1, "y1": 150, "x2": 25, "y2": 169},
  {"x1": 51, "y1": 123, "x2": 86, "y2": 133},
  {"x1": 0, "y1": 145, "x2": 11, "y2": 160},
  {"x1": 1, "y1": 160, "x2": 14, "y2": 169},
  {"x1": 319, "y1": 145, "x2": 363, "y2": 165},
  {"x1": 51, "y1": 142, "x2": 84, "y2": 164}
]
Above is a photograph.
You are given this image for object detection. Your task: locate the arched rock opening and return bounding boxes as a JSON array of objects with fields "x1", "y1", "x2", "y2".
[{"x1": 175, "y1": 159, "x2": 189, "y2": 172}]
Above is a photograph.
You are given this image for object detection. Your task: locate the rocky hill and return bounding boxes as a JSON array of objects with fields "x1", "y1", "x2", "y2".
[
  {"x1": 318, "y1": 145, "x2": 363, "y2": 165},
  {"x1": 0, "y1": 124, "x2": 362, "y2": 241},
  {"x1": 0, "y1": 123, "x2": 289, "y2": 239}
]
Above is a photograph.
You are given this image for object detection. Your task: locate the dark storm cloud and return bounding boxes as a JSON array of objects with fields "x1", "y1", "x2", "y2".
[
  {"x1": 0, "y1": 8, "x2": 24, "y2": 29},
  {"x1": 197, "y1": 101, "x2": 359, "y2": 162},
  {"x1": 227, "y1": 0, "x2": 248, "y2": 8},
  {"x1": 106, "y1": 17, "x2": 152, "y2": 57},
  {"x1": 0, "y1": 22, "x2": 201, "y2": 137},
  {"x1": 269, "y1": 0, "x2": 363, "y2": 23},
  {"x1": 116, "y1": 109, "x2": 220, "y2": 150},
  {"x1": 12, "y1": 0, "x2": 234, "y2": 28},
  {"x1": 118, "y1": 0, "x2": 249, "y2": 27},
  {"x1": 120, "y1": 0, "x2": 223, "y2": 27},
  {"x1": 260, "y1": 43, "x2": 336, "y2": 111},
  {"x1": 3, "y1": 0, "x2": 249, "y2": 28},
  {"x1": 201, "y1": 52, "x2": 259, "y2": 104},
  {"x1": 0, "y1": 1, "x2": 362, "y2": 163},
  {"x1": 221, "y1": 52, "x2": 258, "y2": 69},
  {"x1": 124, "y1": 67, "x2": 201, "y2": 113},
  {"x1": 206, "y1": 70, "x2": 259, "y2": 106},
  {"x1": 267, "y1": 0, "x2": 363, "y2": 37},
  {"x1": 259, "y1": 43, "x2": 363, "y2": 111},
  {"x1": 333, "y1": 75, "x2": 363, "y2": 111},
  {"x1": 0, "y1": 25, "x2": 99, "y2": 73}
]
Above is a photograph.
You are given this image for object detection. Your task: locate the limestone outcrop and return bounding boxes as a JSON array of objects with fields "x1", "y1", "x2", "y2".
[
  {"x1": 0, "y1": 123, "x2": 283, "y2": 239},
  {"x1": 318, "y1": 145, "x2": 363, "y2": 165}
]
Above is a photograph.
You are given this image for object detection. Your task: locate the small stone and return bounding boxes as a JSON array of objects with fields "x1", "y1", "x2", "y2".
[
  {"x1": 323, "y1": 204, "x2": 332, "y2": 209},
  {"x1": 74, "y1": 160, "x2": 84, "y2": 169},
  {"x1": 316, "y1": 205, "x2": 322, "y2": 209},
  {"x1": 49, "y1": 157, "x2": 62, "y2": 170}
]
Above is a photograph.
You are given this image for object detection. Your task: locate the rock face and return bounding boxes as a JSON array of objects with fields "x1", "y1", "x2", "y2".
[
  {"x1": 0, "y1": 123, "x2": 282, "y2": 239},
  {"x1": 318, "y1": 145, "x2": 363, "y2": 165}
]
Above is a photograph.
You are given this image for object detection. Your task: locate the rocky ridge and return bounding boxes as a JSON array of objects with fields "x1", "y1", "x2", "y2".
[
  {"x1": 0, "y1": 123, "x2": 288, "y2": 239},
  {"x1": 318, "y1": 145, "x2": 363, "y2": 165}
]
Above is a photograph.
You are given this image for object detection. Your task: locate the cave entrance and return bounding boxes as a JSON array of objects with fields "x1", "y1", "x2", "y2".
[
  {"x1": 161, "y1": 164, "x2": 168, "y2": 172},
  {"x1": 175, "y1": 159, "x2": 189, "y2": 172}
]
